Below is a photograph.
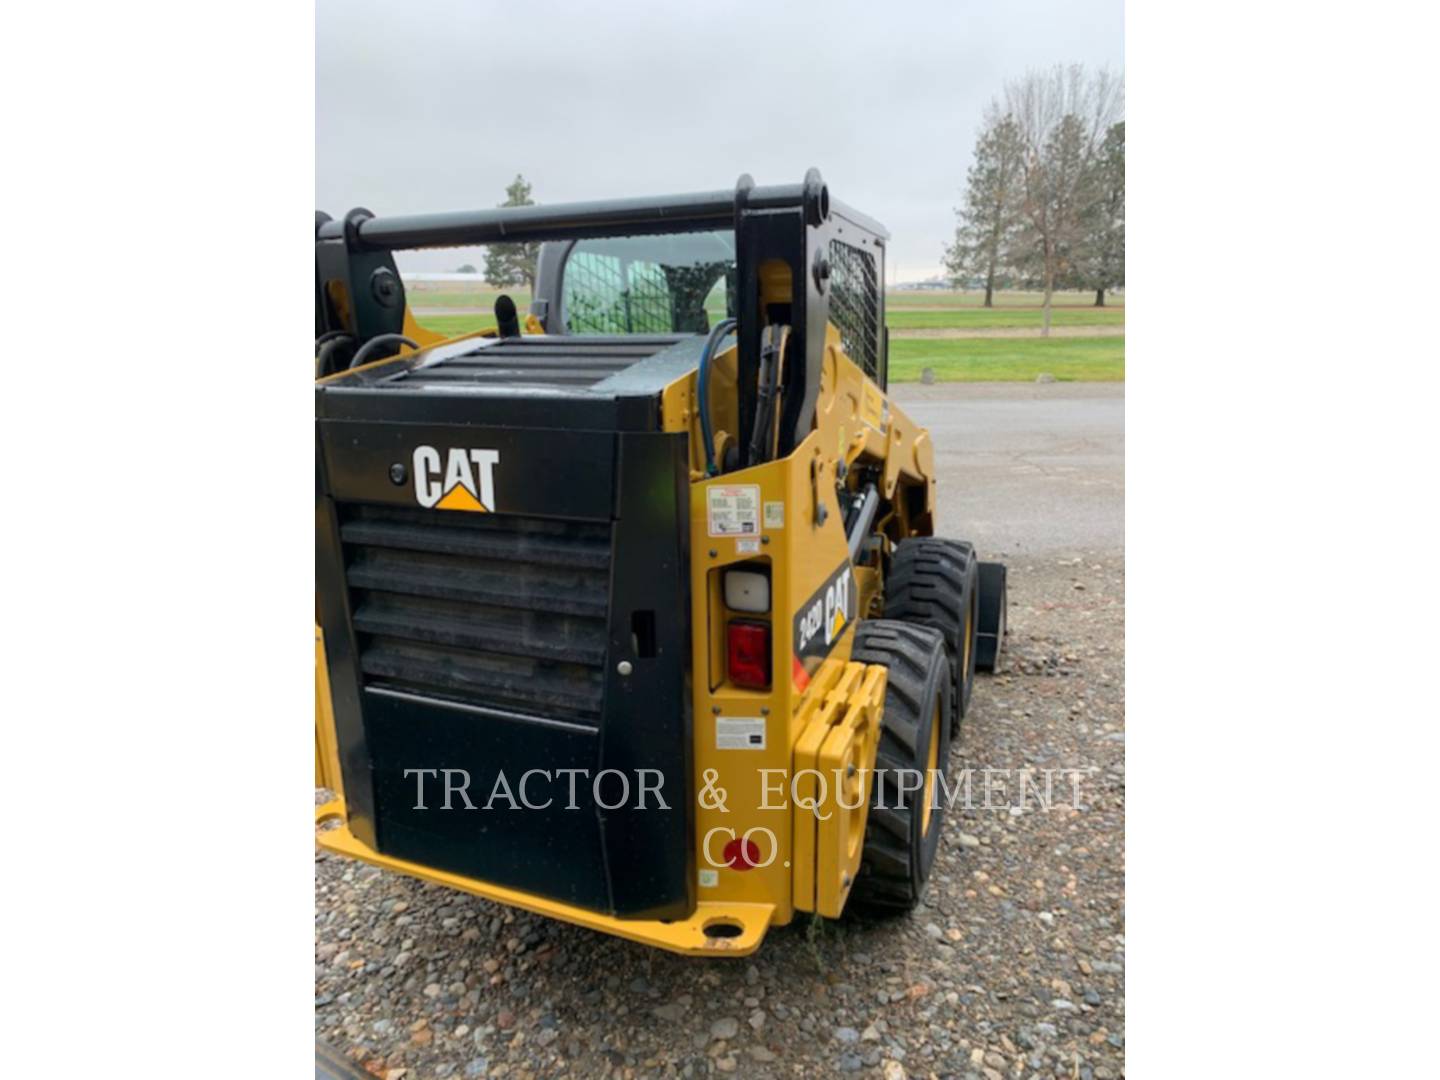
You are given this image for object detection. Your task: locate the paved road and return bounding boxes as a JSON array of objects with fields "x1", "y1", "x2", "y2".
[{"x1": 892, "y1": 382, "x2": 1124, "y2": 559}]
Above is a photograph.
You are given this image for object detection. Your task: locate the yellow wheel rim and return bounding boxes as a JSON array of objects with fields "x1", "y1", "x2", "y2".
[
  {"x1": 921, "y1": 698, "x2": 941, "y2": 836},
  {"x1": 962, "y1": 602, "x2": 974, "y2": 682}
]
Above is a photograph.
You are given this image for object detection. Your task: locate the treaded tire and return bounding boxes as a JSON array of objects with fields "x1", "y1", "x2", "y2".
[
  {"x1": 884, "y1": 537, "x2": 979, "y2": 740},
  {"x1": 847, "y1": 619, "x2": 952, "y2": 915}
]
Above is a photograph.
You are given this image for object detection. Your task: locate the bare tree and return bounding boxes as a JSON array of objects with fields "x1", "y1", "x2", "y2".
[{"x1": 1004, "y1": 65, "x2": 1124, "y2": 335}]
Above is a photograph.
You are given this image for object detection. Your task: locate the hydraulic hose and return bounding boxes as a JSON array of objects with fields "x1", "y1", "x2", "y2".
[
  {"x1": 314, "y1": 329, "x2": 351, "y2": 352},
  {"x1": 315, "y1": 334, "x2": 355, "y2": 379},
  {"x1": 349, "y1": 334, "x2": 419, "y2": 370},
  {"x1": 747, "y1": 325, "x2": 787, "y2": 467},
  {"x1": 698, "y1": 318, "x2": 737, "y2": 476}
]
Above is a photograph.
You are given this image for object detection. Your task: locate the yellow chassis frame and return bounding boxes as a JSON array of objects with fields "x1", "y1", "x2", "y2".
[{"x1": 315, "y1": 800, "x2": 776, "y2": 956}]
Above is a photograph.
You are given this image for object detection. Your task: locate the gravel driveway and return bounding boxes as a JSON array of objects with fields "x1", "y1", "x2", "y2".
[{"x1": 316, "y1": 383, "x2": 1125, "y2": 1080}]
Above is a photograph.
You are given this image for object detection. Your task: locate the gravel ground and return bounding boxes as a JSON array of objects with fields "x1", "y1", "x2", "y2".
[{"x1": 317, "y1": 385, "x2": 1125, "y2": 1079}]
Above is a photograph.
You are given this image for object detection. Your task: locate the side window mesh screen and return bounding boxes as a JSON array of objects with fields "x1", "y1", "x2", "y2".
[
  {"x1": 625, "y1": 261, "x2": 672, "y2": 331},
  {"x1": 564, "y1": 252, "x2": 674, "y2": 334},
  {"x1": 827, "y1": 239, "x2": 880, "y2": 380}
]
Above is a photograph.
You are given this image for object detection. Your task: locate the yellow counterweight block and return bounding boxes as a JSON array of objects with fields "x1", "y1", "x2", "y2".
[{"x1": 790, "y1": 659, "x2": 886, "y2": 917}]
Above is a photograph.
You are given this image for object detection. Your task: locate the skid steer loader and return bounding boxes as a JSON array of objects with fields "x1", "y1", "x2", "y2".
[{"x1": 313, "y1": 170, "x2": 1007, "y2": 956}]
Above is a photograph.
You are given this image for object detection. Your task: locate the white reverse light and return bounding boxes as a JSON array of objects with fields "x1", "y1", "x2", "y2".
[{"x1": 724, "y1": 569, "x2": 770, "y2": 614}]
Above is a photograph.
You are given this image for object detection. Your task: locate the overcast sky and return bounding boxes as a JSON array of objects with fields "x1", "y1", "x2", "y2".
[{"x1": 317, "y1": 0, "x2": 1123, "y2": 282}]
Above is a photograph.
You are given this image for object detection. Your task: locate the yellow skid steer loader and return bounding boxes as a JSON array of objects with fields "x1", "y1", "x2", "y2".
[{"x1": 314, "y1": 170, "x2": 1007, "y2": 955}]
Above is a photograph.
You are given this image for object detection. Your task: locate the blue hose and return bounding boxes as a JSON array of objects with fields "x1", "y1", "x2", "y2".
[{"x1": 697, "y1": 318, "x2": 737, "y2": 475}]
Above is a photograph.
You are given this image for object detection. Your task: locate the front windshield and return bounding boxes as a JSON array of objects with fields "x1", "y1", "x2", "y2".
[{"x1": 562, "y1": 231, "x2": 735, "y2": 334}]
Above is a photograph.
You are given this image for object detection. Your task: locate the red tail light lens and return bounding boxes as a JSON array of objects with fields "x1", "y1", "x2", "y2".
[{"x1": 727, "y1": 620, "x2": 772, "y2": 689}]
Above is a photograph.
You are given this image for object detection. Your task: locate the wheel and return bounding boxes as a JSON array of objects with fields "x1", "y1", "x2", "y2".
[
  {"x1": 847, "y1": 619, "x2": 952, "y2": 914},
  {"x1": 884, "y1": 537, "x2": 979, "y2": 740},
  {"x1": 975, "y1": 561, "x2": 1008, "y2": 673}
]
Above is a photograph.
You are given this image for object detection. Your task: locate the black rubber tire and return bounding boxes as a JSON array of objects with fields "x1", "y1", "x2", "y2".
[
  {"x1": 847, "y1": 619, "x2": 952, "y2": 915},
  {"x1": 884, "y1": 537, "x2": 979, "y2": 741},
  {"x1": 975, "y1": 561, "x2": 1008, "y2": 673}
]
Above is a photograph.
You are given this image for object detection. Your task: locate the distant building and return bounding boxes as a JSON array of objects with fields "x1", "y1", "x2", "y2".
[
  {"x1": 893, "y1": 277, "x2": 955, "y2": 291},
  {"x1": 401, "y1": 272, "x2": 491, "y2": 284}
]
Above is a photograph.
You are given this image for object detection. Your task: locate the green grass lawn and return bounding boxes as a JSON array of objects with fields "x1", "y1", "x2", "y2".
[
  {"x1": 885, "y1": 288, "x2": 1122, "y2": 309},
  {"x1": 417, "y1": 300, "x2": 1123, "y2": 338},
  {"x1": 406, "y1": 285, "x2": 532, "y2": 310},
  {"x1": 416, "y1": 313, "x2": 499, "y2": 336},
  {"x1": 418, "y1": 308, "x2": 1124, "y2": 336},
  {"x1": 887, "y1": 307, "x2": 1124, "y2": 330},
  {"x1": 887, "y1": 336, "x2": 1124, "y2": 382},
  {"x1": 413, "y1": 313, "x2": 1125, "y2": 383}
]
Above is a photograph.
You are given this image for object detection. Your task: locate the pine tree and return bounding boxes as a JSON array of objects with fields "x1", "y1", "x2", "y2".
[
  {"x1": 482, "y1": 175, "x2": 539, "y2": 290},
  {"x1": 943, "y1": 114, "x2": 1023, "y2": 307},
  {"x1": 1077, "y1": 122, "x2": 1124, "y2": 306}
]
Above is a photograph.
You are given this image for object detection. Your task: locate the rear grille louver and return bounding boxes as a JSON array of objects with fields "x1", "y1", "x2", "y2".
[
  {"x1": 390, "y1": 336, "x2": 688, "y2": 390},
  {"x1": 340, "y1": 504, "x2": 612, "y2": 726}
]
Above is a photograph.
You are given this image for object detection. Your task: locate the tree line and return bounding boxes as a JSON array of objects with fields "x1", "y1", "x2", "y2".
[
  {"x1": 473, "y1": 67, "x2": 1123, "y2": 340},
  {"x1": 944, "y1": 65, "x2": 1124, "y2": 333}
]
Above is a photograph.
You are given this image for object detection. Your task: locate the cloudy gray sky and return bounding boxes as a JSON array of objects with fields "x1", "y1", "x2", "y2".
[{"x1": 317, "y1": 0, "x2": 1123, "y2": 282}]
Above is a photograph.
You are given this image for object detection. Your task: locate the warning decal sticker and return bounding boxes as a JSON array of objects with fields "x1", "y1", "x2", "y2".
[
  {"x1": 707, "y1": 484, "x2": 761, "y2": 537},
  {"x1": 716, "y1": 717, "x2": 767, "y2": 751}
]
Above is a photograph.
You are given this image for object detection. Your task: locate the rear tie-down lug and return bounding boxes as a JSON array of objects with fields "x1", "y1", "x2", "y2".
[{"x1": 315, "y1": 801, "x2": 775, "y2": 957}]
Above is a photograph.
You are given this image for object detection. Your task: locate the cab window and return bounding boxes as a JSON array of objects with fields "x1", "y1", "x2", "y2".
[{"x1": 562, "y1": 231, "x2": 735, "y2": 334}]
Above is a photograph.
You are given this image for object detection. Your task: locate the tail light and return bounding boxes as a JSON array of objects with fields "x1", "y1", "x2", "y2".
[{"x1": 727, "y1": 620, "x2": 772, "y2": 689}]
